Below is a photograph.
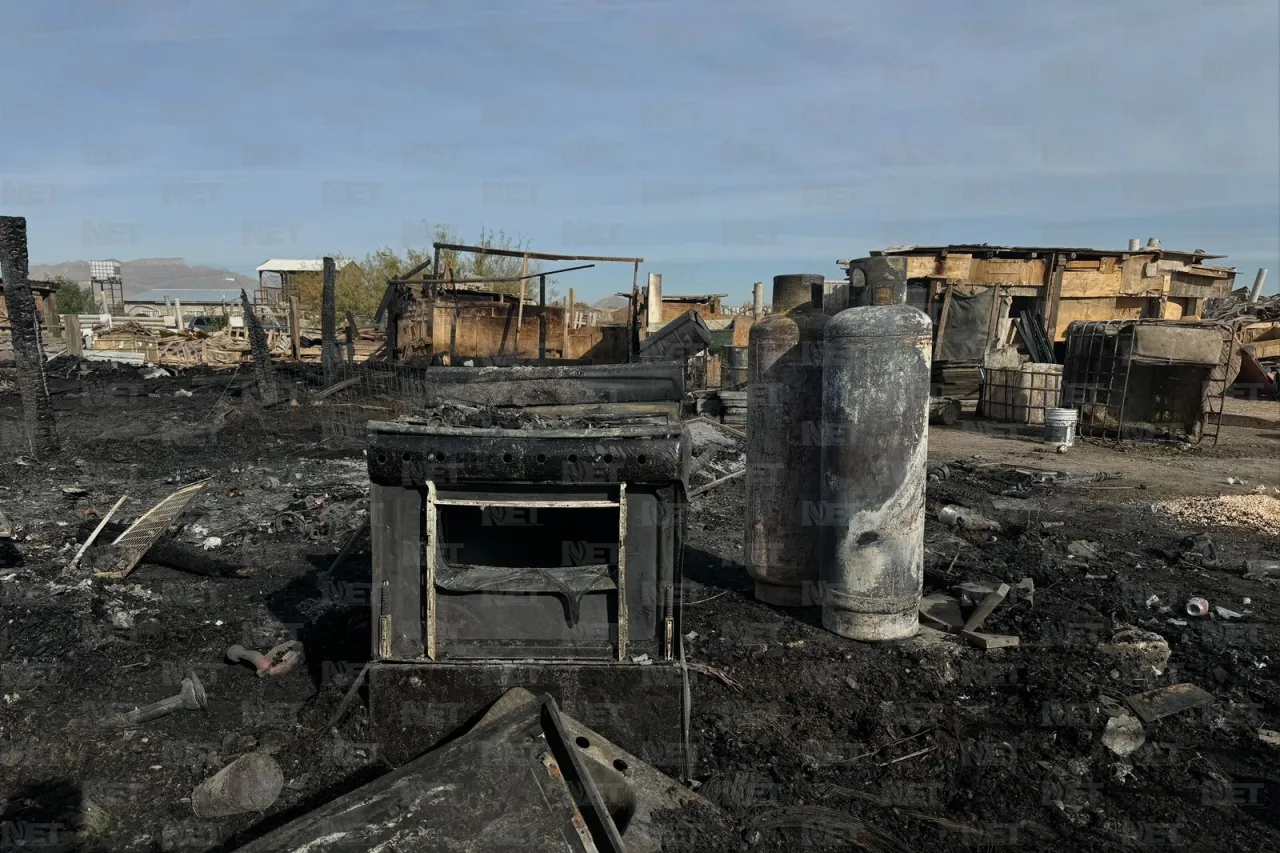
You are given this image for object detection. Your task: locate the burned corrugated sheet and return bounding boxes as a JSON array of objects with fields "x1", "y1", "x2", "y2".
[
  {"x1": 639, "y1": 310, "x2": 713, "y2": 361},
  {"x1": 231, "y1": 695, "x2": 628, "y2": 853}
]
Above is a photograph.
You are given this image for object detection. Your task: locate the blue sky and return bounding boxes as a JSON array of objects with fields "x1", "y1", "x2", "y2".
[{"x1": 2, "y1": 0, "x2": 1277, "y2": 302}]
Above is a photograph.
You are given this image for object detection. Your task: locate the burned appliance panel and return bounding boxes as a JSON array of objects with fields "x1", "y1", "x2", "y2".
[{"x1": 369, "y1": 423, "x2": 689, "y2": 663}]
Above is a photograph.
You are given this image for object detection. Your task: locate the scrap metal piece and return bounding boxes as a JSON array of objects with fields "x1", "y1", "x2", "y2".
[
  {"x1": 918, "y1": 593, "x2": 963, "y2": 633},
  {"x1": 71, "y1": 494, "x2": 128, "y2": 570},
  {"x1": 638, "y1": 309, "x2": 713, "y2": 361},
  {"x1": 1124, "y1": 683, "x2": 1216, "y2": 724},
  {"x1": 96, "y1": 480, "x2": 210, "y2": 580},
  {"x1": 231, "y1": 694, "x2": 626, "y2": 853},
  {"x1": 103, "y1": 670, "x2": 208, "y2": 728},
  {"x1": 192, "y1": 752, "x2": 283, "y2": 818}
]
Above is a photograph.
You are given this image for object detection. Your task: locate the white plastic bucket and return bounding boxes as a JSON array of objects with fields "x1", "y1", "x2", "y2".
[{"x1": 1044, "y1": 408, "x2": 1079, "y2": 447}]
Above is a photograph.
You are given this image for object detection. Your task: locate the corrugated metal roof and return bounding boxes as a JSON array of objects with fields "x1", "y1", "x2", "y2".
[{"x1": 256, "y1": 258, "x2": 358, "y2": 273}]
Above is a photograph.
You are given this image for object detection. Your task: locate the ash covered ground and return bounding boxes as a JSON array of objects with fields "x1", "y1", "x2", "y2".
[{"x1": 2, "y1": 361, "x2": 1279, "y2": 853}]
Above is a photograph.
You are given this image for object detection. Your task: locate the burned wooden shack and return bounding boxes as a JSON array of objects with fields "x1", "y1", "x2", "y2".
[
  {"x1": 379, "y1": 243, "x2": 642, "y2": 365},
  {"x1": 840, "y1": 243, "x2": 1238, "y2": 398},
  {"x1": 0, "y1": 278, "x2": 61, "y2": 361}
]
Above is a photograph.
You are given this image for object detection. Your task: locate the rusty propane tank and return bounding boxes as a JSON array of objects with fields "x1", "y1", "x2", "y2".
[
  {"x1": 820, "y1": 304, "x2": 932, "y2": 640},
  {"x1": 744, "y1": 274, "x2": 829, "y2": 606}
]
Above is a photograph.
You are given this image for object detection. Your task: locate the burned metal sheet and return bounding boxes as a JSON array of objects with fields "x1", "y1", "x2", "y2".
[
  {"x1": 1125, "y1": 683, "x2": 1216, "y2": 724},
  {"x1": 363, "y1": 361, "x2": 685, "y2": 408},
  {"x1": 231, "y1": 694, "x2": 626, "y2": 853},
  {"x1": 476, "y1": 688, "x2": 721, "y2": 853},
  {"x1": 639, "y1": 310, "x2": 712, "y2": 361},
  {"x1": 366, "y1": 423, "x2": 690, "y2": 486},
  {"x1": 95, "y1": 480, "x2": 210, "y2": 580}
]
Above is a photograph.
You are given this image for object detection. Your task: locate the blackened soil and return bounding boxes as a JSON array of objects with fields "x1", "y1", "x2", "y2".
[{"x1": 672, "y1": 454, "x2": 1280, "y2": 853}]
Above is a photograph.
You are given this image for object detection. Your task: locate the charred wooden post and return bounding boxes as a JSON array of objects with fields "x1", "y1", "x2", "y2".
[
  {"x1": 288, "y1": 296, "x2": 301, "y2": 360},
  {"x1": 42, "y1": 291, "x2": 60, "y2": 339},
  {"x1": 514, "y1": 254, "x2": 529, "y2": 355},
  {"x1": 239, "y1": 289, "x2": 278, "y2": 405},
  {"x1": 346, "y1": 310, "x2": 358, "y2": 365},
  {"x1": 64, "y1": 314, "x2": 83, "y2": 356},
  {"x1": 539, "y1": 274, "x2": 547, "y2": 360},
  {"x1": 564, "y1": 287, "x2": 574, "y2": 358},
  {"x1": 321, "y1": 256, "x2": 338, "y2": 381},
  {"x1": 449, "y1": 269, "x2": 459, "y2": 365},
  {"x1": 0, "y1": 216, "x2": 58, "y2": 457},
  {"x1": 629, "y1": 261, "x2": 639, "y2": 361}
]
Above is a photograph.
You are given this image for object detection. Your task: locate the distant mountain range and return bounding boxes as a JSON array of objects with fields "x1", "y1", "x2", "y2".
[
  {"x1": 28, "y1": 258, "x2": 256, "y2": 295},
  {"x1": 591, "y1": 295, "x2": 630, "y2": 311}
]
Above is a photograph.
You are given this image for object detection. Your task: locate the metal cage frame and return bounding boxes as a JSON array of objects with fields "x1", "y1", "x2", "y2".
[{"x1": 1061, "y1": 319, "x2": 1234, "y2": 446}]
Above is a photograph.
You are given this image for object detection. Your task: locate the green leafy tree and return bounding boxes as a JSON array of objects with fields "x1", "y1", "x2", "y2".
[
  {"x1": 50, "y1": 276, "x2": 97, "y2": 314},
  {"x1": 294, "y1": 227, "x2": 560, "y2": 318},
  {"x1": 420, "y1": 225, "x2": 559, "y2": 301}
]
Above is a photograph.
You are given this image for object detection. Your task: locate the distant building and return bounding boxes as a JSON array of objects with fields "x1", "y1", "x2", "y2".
[
  {"x1": 839, "y1": 241, "x2": 1238, "y2": 398},
  {"x1": 123, "y1": 288, "x2": 246, "y2": 327},
  {"x1": 256, "y1": 258, "x2": 359, "y2": 308}
]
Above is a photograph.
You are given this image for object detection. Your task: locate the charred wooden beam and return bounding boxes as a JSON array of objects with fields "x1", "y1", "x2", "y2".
[
  {"x1": 432, "y1": 242, "x2": 642, "y2": 264},
  {"x1": 321, "y1": 256, "x2": 339, "y2": 382}
]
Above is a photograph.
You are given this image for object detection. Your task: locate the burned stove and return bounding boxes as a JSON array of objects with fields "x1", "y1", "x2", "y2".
[{"x1": 366, "y1": 420, "x2": 691, "y2": 770}]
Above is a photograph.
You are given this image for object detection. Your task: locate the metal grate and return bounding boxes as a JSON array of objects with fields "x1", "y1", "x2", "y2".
[
  {"x1": 979, "y1": 363, "x2": 1063, "y2": 424},
  {"x1": 96, "y1": 479, "x2": 210, "y2": 579}
]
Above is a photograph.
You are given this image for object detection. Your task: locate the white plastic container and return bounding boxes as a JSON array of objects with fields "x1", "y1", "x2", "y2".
[{"x1": 1044, "y1": 407, "x2": 1079, "y2": 447}]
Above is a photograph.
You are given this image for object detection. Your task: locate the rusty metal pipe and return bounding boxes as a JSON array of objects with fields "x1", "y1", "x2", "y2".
[{"x1": 124, "y1": 670, "x2": 208, "y2": 724}]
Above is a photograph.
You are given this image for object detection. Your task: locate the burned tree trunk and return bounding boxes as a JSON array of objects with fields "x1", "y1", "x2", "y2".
[
  {"x1": 0, "y1": 216, "x2": 59, "y2": 457},
  {"x1": 239, "y1": 289, "x2": 278, "y2": 405},
  {"x1": 321, "y1": 256, "x2": 338, "y2": 383}
]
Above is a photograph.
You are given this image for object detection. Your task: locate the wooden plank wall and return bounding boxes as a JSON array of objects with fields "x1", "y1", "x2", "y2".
[{"x1": 890, "y1": 252, "x2": 1236, "y2": 343}]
